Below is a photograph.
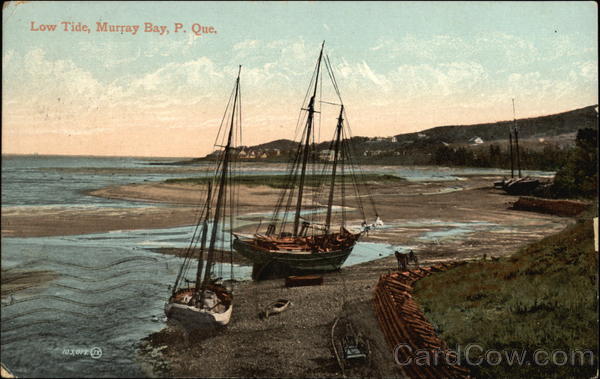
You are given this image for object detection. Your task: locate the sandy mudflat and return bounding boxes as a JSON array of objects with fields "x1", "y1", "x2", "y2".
[
  {"x1": 1, "y1": 176, "x2": 566, "y2": 246},
  {"x1": 1, "y1": 269, "x2": 58, "y2": 299},
  {"x1": 1, "y1": 183, "x2": 281, "y2": 238},
  {"x1": 1, "y1": 205, "x2": 199, "y2": 238},
  {"x1": 89, "y1": 175, "x2": 568, "y2": 378},
  {"x1": 1, "y1": 174, "x2": 574, "y2": 377}
]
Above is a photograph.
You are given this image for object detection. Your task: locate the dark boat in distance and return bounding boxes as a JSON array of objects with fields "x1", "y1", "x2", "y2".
[
  {"x1": 494, "y1": 99, "x2": 540, "y2": 195},
  {"x1": 233, "y1": 42, "x2": 380, "y2": 280}
]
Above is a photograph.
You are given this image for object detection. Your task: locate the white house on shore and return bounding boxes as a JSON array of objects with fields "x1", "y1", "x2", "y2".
[{"x1": 319, "y1": 149, "x2": 336, "y2": 161}]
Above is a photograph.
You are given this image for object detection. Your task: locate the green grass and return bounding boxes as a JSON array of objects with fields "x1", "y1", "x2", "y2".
[
  {"x1": 414, "y1": 217, "x2": 598, "y2": 378},
  {"x1": 165, "y1": 174, "x2": 405, "y2": 189}
]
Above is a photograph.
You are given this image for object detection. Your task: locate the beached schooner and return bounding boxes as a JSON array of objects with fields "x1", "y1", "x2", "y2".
[
  {"x1": 165, "y1": 67, "x2": 243, "y2": 328},
  {"x1": 233, "y1": 42, "x2": 379, "y2": 279},
  {"x1": 495, "y1": 98, "x2": 540, "y2": 194}
]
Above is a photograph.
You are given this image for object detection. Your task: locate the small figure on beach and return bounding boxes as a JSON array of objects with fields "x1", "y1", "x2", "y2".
[
  {"x1": 408, "y1": 249, "x2": 419, "y2": 267},
  {"x1": 362, "y1": 221, "x2": 371, "y2": 234},
  {"x1": 374, "y1": 216, "x2": 384, "y2": 227},
  {"x1": 395, "y1": 250, "x2": 418, "y2": 271},
  {"x1": 395, "y1": 250, "x2": 409, "y2": 271}
]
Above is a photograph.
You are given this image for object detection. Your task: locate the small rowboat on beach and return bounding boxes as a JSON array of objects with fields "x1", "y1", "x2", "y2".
[{"x1": 262, "y1": 299, "x2": 292, "y2": 319}]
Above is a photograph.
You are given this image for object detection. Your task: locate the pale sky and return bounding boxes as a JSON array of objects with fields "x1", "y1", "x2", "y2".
[{"x1": 2, "y1": 1, "x2": 598, "y2": 157}]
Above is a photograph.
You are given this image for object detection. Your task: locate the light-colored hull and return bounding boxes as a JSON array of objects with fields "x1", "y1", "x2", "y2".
[{"x1": 164, "y1": 302, "x2": 232, "y2": 329}]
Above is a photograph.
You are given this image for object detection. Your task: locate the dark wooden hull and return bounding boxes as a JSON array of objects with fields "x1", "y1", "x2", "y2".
[
  {"x1": 233, "y1": 236, "x2": 356, "y2": 280},
  {"x1": 504, "y1": 178, "x2": 540, "y2": 195}
]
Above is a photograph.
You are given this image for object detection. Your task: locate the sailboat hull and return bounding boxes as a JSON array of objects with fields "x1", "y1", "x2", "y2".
[
  {"x1": 233, "y1": 237, "x2": 355, "y2": 279},
  {"x1": 165, "y1": 287, "x2": 233, "y2": 329},
  {"x1": 165, "y1": 302, "x2": 233, "y2": 329}
]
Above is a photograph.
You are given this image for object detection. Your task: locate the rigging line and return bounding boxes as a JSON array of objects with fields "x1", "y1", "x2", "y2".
[
  {"x1": 174, "y1": 111, "x2": 231, "y2": 289},
  {"x1": 344, "y1": 133, "x2": 368, "y2": 222},
  {"x1": 231, "y1": 93, "x2": 241, "y2": 285},
  {"x1": 324, "y1": 55, "x2": 341, "y2": 102},
  {"x1": 214, "y1": 81, "x2": 238, "y2": 149},
  {"x1": 177, "y1": 91, "x2": 238, "y2": 286},
  {"x1": 340, "y1": 111, "x2": 379, "y2": 218},
  {"x1": 318, "y1": 57, "x2": 323, "y2": 147},
  {"x1": 340, "y1": 141, "x2": 347, "y2": 228},
  {"x1": 270, "y1": 131, "x2": 302, "y2": 225},
  {"x1": 294, "y1": 61, "x2": 319, "y2": 139},
  {"x1": 323, "y1": 55, "x2": 373, "y2": 223},
  {"x1": 313, "y1": 131, "x2": 337, "y2": 226},
  {"x1": 293, "y1": 46, "x2": 324, "y2": 237},
  {"x1": 341, "y1": 130, "x2": 367, "y2": 221},
  {"x1": 280, "y1": 164, "x2": 299, "y2": 234},
  {"x1": 173, "y1": 192, "x2": 209, "y2": 291},
  {"x1": 200, "y1": 69, "x2": 241, "y2": 293},
  {"x1": 280, "y1": 156, "x2": 302, "y2": 234},
  {"x1": 272, "y1": 113, "x2": 309, "y2": 224},
  {"x1": 325, "y1": 55, "x2": 344, "y2": 105},
  {"x1": 272, "y1": 121, "x2": 306, "y2": 229},
  {"x1": 320, "y1": 100, "x2": 341, "y2": 106}
]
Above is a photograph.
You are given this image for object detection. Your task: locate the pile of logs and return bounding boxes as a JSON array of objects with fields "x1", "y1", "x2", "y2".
[{"x1": 373, "y1": 263, "x2": 470, "y2": 378}]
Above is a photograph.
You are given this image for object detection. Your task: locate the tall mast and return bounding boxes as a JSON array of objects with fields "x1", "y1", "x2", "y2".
[
  {"x1": 200, "y1": 66, "x2": 241, "y2": 294},
  {"x1": 512, "y1": 98, "x2": 522, "y2": 178},
  {"x1": 508, "y1": 130, "x2": 514, "y2": 178},
  {"x1": 325, "y1": 105, "x2": 343, "y2": 233},
  {"x1": 194, "y1": 181, "x2": 212, "y2": 291},
  {"x1": 293, "y1": 41, "x2": 325, "y2": 237}
]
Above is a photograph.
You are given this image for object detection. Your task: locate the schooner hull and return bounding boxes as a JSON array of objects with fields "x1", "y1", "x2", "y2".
[{"x1": 233, "y1": 237, "x2": 355, "y2": 278}]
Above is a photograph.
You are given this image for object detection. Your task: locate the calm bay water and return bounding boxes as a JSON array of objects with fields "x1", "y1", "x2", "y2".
[{"x1": 1, "y1": 155, "x2": 553, "y2": 377}]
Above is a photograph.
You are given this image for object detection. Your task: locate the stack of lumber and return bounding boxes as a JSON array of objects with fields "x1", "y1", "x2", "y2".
[{"x1": 373, "y1": 263, "x2": 470, "y2": 378}]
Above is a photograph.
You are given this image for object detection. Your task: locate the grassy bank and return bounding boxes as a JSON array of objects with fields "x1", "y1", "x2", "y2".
[
  {"x1": 414, "y1": 217, "x2": 598, "y2": 378},
  {"x1": 165, "y1": 173, "x2": 405, "y2": 189}
]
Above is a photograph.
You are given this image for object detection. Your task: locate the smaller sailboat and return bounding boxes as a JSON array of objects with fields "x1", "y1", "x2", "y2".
[{"x1": 165, "y1": 67, "x2": 243, "y2": 329}]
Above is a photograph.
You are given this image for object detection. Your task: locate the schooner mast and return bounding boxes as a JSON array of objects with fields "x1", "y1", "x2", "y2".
[
  {"x1": 293, "y1": 41, "x2": 325, "y2": 237},
  {"x1": 200, "y1": 65, "x2": 242, "y2": 300},
  {"x1": 512, "y1": 98, "x2": 522, "y2": 178},
  {"x1": 325, "y1": 105, "x2": 344, "y2": 233}
]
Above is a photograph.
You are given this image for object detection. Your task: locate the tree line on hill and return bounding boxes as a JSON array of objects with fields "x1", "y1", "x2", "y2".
[{"x1": 430, "y1": 143, "x2": 569, "y2": 171}]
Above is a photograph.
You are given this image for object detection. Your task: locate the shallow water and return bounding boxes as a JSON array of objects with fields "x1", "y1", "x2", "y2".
[
  {"x1": 2, "y1": 156, "x2": 555, "y2": 207},
  {"x1": 0, "y1": 223, "x2": 405, "y2": 377},
  {"x1": 2, "y1": 156, "x2": 548, "y2": 377}
]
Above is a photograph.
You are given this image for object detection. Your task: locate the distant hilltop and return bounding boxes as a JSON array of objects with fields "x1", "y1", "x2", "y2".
[
  {"x1": 200, "y1": 105, "x2": 597, "y2": 161},
  {"x1": 391, "y1": 105, "x2": 598, "y2": 145}
]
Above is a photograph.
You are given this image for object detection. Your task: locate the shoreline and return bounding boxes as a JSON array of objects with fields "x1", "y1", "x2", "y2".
[
  {"x1": 0, "y1": 173, "x2": 576, "y2": 377},
  {"x1": 1, "y1": 174, "x2": 560, "y2": 240},
  {"x1": 139, "y1": 251, "x2": 456, "y2": 378},
  {"x1": 149, "y1": 248, "x2": 252, "y2": 265}
]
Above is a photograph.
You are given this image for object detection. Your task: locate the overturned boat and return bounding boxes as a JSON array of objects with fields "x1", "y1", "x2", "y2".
[
  {"x1": 165, "y1": 67, "x2": 243, "y2": 329},
  {"x1": 233, "y1": 42, "x2": 380, "y2": 279}
]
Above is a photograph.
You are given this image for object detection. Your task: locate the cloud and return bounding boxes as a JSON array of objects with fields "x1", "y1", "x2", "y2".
[
  {"x1": 233, "y1": 39, "x2": 261, "y2": 50},
  {"x1": 579, "y1": 61, "x2": 597, "y2": 81},
  {"x1": 3, "y1": 30, "x2": 597, "y2": 156}
]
